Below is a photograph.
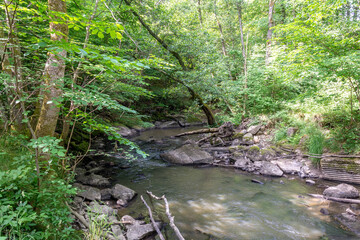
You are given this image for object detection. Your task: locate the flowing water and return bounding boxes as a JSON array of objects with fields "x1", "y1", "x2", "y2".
[{"x1": 106, "y1": 127, "x2": 357, "y2": 240}]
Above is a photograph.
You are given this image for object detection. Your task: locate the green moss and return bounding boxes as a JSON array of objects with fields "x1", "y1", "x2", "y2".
[
  {"x1": 233, "y1": 132, "x2": 245, "y2": 139},
  {"x1": 260, "y1": 148, "x2": 276, "y2": 156},
  {"x1": 248, "y1": 145, "x2": 260, "y2": 152},
  {"x1": 229, "y1": 145, "x2": 247, "y2": 152},
  {"x1": 232, "y1": 151, "x2": 245, "y2": 158}
]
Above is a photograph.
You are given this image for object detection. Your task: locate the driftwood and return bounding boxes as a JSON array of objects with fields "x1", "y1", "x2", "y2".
[
  {"x1": 146, "y1": 191, "x2": 185, "y2": 240},
  {"x1": 308, "y1": 194, "x2": 360, "y2": 204},
  {"x1": 175, "y1": 128, "x2": 219, "y2": 137},
  {"x1": 140, "y1": 195, "x2": 166, "y2": 240},
  {"x1": 66, "y1": 203, "x2": 90, "y2": 228}
]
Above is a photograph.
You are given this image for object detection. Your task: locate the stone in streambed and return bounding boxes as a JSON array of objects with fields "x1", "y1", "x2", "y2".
[
  {"x1": 73, "y1": 183, "x2": 101, "y2": 201},
  {"x1": 111, "y1": 184, "x2": 137, "y2": 204},
  {"x1": 160, "y1": 144, "x2": 213, "y2": 165},
  {"x1": 323, "y1": 184, "x2": 359, "y2": 199},
  {"x1": 126, "y1": 222, "x2": 162, "y2": 240},
  {"x1": 257, "y1": 161, "x2": 283, "y2": 177},
  {"x1": 274, "y1": 160, "x2": 302, "y2": 174}
]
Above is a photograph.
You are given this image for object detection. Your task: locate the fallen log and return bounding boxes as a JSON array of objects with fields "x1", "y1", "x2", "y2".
[
  {"x1": 201, "y1": 147, "x2": 230, "y2": 152},
  {"x1": 175, "y1": 128, "x2": 219, "y2": 137},
  {"x1": 308, "y1": 194, "x2": 360, "y2": 204}
]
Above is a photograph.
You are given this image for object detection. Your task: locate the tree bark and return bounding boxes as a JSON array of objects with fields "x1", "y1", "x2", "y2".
[
  {"x1": 35, "y1": 0, "x2": 68, "y2": 138},
  {"x1": 198, "y1": 0, "x2": 203, "y2": 27},
  {"x1": 265, "y1": 0, "x2": 276, "y2": 66},
  {"x1": 2, "y1": 0, "x2": 26, "y2": 133}
]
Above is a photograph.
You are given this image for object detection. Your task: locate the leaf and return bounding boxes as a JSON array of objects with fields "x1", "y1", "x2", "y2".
[{"x1": 98, "y1": 32, "x2": 104, "y2": 39}]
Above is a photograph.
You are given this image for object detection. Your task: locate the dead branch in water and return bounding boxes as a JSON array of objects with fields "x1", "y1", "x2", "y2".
[
  {"x1": 140, "y1": 195, "x2": 166, "y2": 240},
  {"x1": 175, "y1": 128, "x2": 219, "y2": 137},
  {"x1": 146, "y1": 191, "x2": 185, "y2": 240},
  {"x1": 308, "y1": 194, "x2": 360, "y2": 204}
]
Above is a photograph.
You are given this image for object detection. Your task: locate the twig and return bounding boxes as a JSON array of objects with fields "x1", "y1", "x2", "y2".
[
  {"x1": 140, "y1": 195, "x2": 165, "y2": 240},
  {"x1": 66, "y1": 203, "x2": 90, "y2": 228},
  {"x1": 175, "y1": 128, "x2": 219, "y2": 137},
  {"x1": 146, "y1": 191, "x2": 185, "y2": 240}
]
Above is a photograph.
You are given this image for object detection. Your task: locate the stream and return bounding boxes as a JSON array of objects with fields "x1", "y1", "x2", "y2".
[{"x1": 105, "y1": 127, "x2": 357, "y2": 240}]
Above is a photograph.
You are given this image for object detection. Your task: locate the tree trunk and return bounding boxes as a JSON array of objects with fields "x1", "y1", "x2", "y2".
[
  {"x1": 2, "y1": 0, "x2": 26, "y2": 133},
  {"x1": 35, "y1": 0, "x2": 68, "y2": 138},
  {"x1": 236, "y1": 1, "x2": 246, "y2": 71},
  {"x1": 265, "y1": 0, "x2": 276, "y2": 66},
  {"x1": 197, "y1": 0, "x2": 203, "y2": 27}
]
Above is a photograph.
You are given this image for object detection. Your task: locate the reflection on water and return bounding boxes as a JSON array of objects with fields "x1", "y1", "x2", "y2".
[{"x1": 111, "y1": 128, "x2": 356, "y2": 240}]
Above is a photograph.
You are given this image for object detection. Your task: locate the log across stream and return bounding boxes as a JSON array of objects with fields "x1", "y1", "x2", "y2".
[{"x1": 105, "y1": 127, "x2": 358, "y2": 240}]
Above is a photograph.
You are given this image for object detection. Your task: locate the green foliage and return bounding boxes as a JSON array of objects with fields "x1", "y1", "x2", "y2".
[{"x1": 0, "y1": 135, "x2": 77, "y2": 239}]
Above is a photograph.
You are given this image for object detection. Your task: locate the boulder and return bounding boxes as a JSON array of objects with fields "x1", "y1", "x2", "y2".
[
  {"x1": 242, "y1": 132, "x2": 254, "y2": 144},
  {"x1": 89, "y1": 201, "x2": 118, "y2": 216},
  {"x1": 260, "y1": 148, "x2": 277, "y2": 161},
  {"x1": 116, "y1": 126, "x2": 138, "y2": 138},
  {"x1": 274, "y1": 160, "x2": 302, "y2": 174},
  {"x1": 247, "y1": 125, "x2": 262, "y2": 135},
  {"x1": 74, "y1": 183, "x2": 101, "y2": 201},
  {"x1": 111, "y1": 184, "x2": 137, "y2": 204},
  {"x1": 257, "y1": 161, "x2": 283, "y2": 177},
  {"x1": 234, "y1": 158, "x2": 252, "y2": 171},
  {"x1": 160, "y1": 144, "x2": 213, "y2": 165},
  {"x1": 246, "y1": 145, "x2": 261, "y2": 161},
  {"x1": 126, "y1": 222, "x2": 162, "y2": 240},
  {"x1": 77, "y1": 173, "x2": 110, "y2": 187},
  {"x1": 323, "y1": 184, "x2": 359, "y2": 199},
  {"x1": 101, "y1": 188, "x2": 112, "y2": 200}
]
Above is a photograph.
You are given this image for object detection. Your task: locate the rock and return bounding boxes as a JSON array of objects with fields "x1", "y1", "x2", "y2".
[
  {"x1": 126, "y1": 222, "x2": 162, "y2": 240},
  {"x1": 77, "y1": 173, "x2": 110, "y2": 187},
  {"x1": 257, "y1": 161, "x2": 283, "y2": 177},
  {"x1": 323, "y1": 184, "x2": 359, "y2": 199},
  {"x1": 246, "y1": 145, "x2": 261, "y2": 161},
  {"x1": 306, "y1": 179, "x2": 316, "y2": 185},
  {"x1": 74, "y1": 183, "x2": 101, "y2": 201},
  {"x1": 110, "y1": 225, "x2": 126, "y2": 240},
  {"x1": 160, "y1": 144, "x2": 213, "y2": 165},
  {"x1": 334, "y1": 213, "x2": 360, "y2": 236},
  {"x1": 234, "y1": 158, "x2": 252, "y2": 171},
  {"x1": 89, "y1": 201, "x2": 118, "y2": 216},
  {"x1": 242, "y1": 132, "x2": 254, "y2": 143},
  {"x1": 320, "y1": 208, "x2": 330, "y2": 215},
  {"x1": 287, "y1": 127, "x2": 298, "y2": 137},
  {"x1": 87, "y1": 166, "x2": 105, "y2": 174},
  {"x1": 260, "y1": 148, "x2": 277, "y2": 161},
  {"x1": 247, "y1": 125, "x2": 262, "y2": 135},
  {"x1": 85, "y1": 161, "x2": 99, "y2": 170},
  {"x1": 101, "y1": 188, "x2": 112, "y2": 200},
  {"x1": 274, "y1": 160, "x2": 302, "y2": 174},
  {"x1": 121, "y1": 215, "x2": 137, "y2": 225},
  {"x1": 299, "y1": 164, "x2": 320, "y2": 178},
  {"x1": 116, "y1": 126, "x2": 138, "y2": 137},
  {"x1": 251, "y1": 179, "x2": 264, "y2": 184},
  {"x1": 111, "y1": 184, "x2": 137, "y2": 204},
  {"x1": 75, "y1": 167, "x2": 86, "y2": 177},
  {"x1": 350, "y1": 204, "x2": 360, "y2": 210}
]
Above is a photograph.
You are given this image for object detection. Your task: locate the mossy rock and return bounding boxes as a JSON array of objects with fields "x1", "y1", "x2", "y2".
[
  {"x1": 260, "y1": 148, "x2": 276, "y2": 156},
  {"x1": 232, "y1": 151, "x2": 245, "y2": 158},
  {"x1": 248, "y1": 145, "x2": 260, "y2": 153},
  {"x1": 229, "y1": 145, "x2": 247, "y2": 153},
  {"x1": 233, "y1": 132, "x2": 245, "y2": 139},
  {"x1": 186, "y1": 115, "x2": 202, "y2": 123}
]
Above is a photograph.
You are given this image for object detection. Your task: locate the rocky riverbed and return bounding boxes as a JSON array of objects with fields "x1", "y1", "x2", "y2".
[{"x1": 70, "y1": 120, "x2": 360, "y2": 239}]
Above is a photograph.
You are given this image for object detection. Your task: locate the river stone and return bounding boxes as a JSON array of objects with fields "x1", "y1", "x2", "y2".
[
  {"x1": 247, "y1": 125, "x2": 262, "y2": 135},
  {"x1": 110, "y1": 224, "x2": 126, "y2": 240},
  {"x1": 323, "y1": 184, "x2": 359, "y2": 199},
  {"x1": 126, "y1": 222, "x2": 162, "y2": 240},
  {"x1": 274, "y1": 160, "x2": 302, "y2": 174},
  {"x1": 89, "y1": 201, "x2": 118, "y2": 216},
  {"x1": 77, "y1": 173, "x2": 110, "y2": 187},
  {"x1": 111, "y1": 184, "x2": 136, "y2": 203},
  {"x1": 234, "y1": 158, "x2": 252, "y2": 171},
  {"x1": 243, "y1": 132, "x2": 254, "y2": 142},
  {"x1": 101, "y1": 188, "x2": 112, "y2": 200},
  {"x1": 160, "y1": 144, "x2": 213, "y2": 165},
  {"x1": 74, "y1": 183, "x2": 101, "y2": 201},
  {"x1": 257, "y1": 161, "x2": 283, "y2": 177}
]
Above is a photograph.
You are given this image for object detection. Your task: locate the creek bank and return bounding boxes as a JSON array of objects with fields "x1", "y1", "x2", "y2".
[{"x1": 71, "y1": 159, "x2": 163, "y2": 240}]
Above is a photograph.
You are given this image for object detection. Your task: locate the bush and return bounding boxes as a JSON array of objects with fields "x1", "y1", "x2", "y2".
[{"x1": 0, "y1": 135, "x2": 78, "y2": 239}]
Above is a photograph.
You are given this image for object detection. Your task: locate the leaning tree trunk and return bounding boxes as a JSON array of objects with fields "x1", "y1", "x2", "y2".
[
  {"x1": 123, "y1": 0, "x2": 216, "y2": 125},
  {"x1": 35, "y1": 0, "x2": 68, "y2": 138}
]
